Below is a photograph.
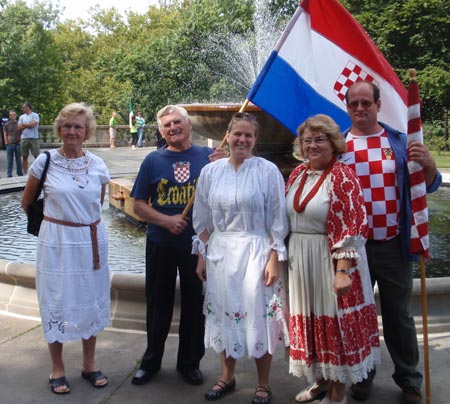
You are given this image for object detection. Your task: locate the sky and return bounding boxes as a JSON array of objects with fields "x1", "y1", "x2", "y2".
[{"x1": 26, "y1": 0, "x2": 159, "y2": 21}]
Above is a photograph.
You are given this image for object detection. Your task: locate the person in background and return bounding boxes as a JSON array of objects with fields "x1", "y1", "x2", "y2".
[
  {"x1": 21, "y1": 103, "x2": 111, "y2": 395},
  {"x1": 136, "y1": 111, "x2": 146, "y2": 147},
  {"x1": 3, "y1": 110, "x2": 23, "y2": 177},
  {"x1": 286, "y1": 114, "x2": 379, "y2": 404},
  {"x1": 130, "y1": 105, "x2": 226, "y2": 387},
  {"x1": 341, "y1": 81, "x2": 442, "y2": 404},
  {"x1": 18, "y1": 102, "x2": 40, "y2": 174},
  {"x1": 155, "y1": 127, "x2": 167, "y2": 149},
  {"x1": 109, "y1": 111, "x2": 117, "y2": 149},
  {"x1": 193, "y1": 112, "x2": 289, "y2": 404},
  {"x1": 130, "y1": 114, "x2": 138, "y2": 149}
]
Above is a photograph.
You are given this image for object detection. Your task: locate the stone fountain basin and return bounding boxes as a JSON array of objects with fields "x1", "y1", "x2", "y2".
[
  {"x1": 180, "y1": 102, "x2": 296, "y2": 146},
  {"x1": 180, "y1": 103, "x2": 299, "y2": 178}
]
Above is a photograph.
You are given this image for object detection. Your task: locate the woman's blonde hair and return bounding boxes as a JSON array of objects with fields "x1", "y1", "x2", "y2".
[
  {"x1": 294, "y1": 114, "x2": 346, "y2": 158},
  {"x1": 54, "y1": 103, "x2": 96, "y2": 141}
]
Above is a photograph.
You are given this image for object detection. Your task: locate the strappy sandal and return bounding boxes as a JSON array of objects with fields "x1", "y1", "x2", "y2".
[
  {"x1": 81, "y1": 370, "x2": 108, "y2": 388},
  {"x1": 49, "y1": 375, "x2": 70, "y2": 394},
  {"x1": 205, "y1": 378, "x2": 236, "y2": 401},
  {"x1": 252, "y1": 385, "x2": 272, "y2": 404}
]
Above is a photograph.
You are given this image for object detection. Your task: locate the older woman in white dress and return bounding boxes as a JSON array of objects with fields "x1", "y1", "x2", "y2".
[
  {"x1": 193, "y1": 112, "x2": 289, "y2": 404},
  {"x1": 22, "y1": 103, "x2": 110, "y2": 394}
]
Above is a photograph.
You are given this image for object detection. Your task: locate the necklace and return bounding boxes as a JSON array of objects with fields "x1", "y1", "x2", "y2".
[
  {"x1": 293, "y1": 157, "x2": 336, "y2": 213},
  {"x1": 62, "y1": 150, "x2": 90, "y2": 189}
]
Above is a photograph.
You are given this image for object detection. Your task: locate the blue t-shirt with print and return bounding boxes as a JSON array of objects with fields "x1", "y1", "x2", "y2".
[{"x1": 131, "y1": 144, "x2": 213, "y2": 247}]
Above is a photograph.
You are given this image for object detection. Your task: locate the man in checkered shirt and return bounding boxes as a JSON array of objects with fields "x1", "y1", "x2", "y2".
[{"x1": 340, "y1": 81, "x2": 442, "y2": 404}]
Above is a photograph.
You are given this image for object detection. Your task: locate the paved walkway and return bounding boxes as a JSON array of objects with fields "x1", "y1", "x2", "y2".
[
  {"x1": 1, "y1": 146, "x2": 450, "y2": 403},
  {"x1": 1, "y1": 312, "x2": 450, "y2": 404},
  {"x1": 0, "y1": 145, "x2": 152, "y2": 180}
]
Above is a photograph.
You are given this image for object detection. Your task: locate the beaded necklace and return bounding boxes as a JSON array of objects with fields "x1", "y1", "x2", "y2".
[{"x1": 62, "y1": 150, "x2": 90, "y2": 189}]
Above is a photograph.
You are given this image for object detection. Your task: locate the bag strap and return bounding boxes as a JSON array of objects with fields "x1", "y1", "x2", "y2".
[{"x1": 33, "y1": 151, "x2": 51, "y2": 203}]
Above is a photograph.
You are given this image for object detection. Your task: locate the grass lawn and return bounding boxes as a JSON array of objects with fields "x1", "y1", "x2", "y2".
[{"x1": 430, "y1": 151, "x2": 450, "y2": 169}]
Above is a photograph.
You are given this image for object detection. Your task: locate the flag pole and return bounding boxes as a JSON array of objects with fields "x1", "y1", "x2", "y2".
[
  {"x1": 181, "y1": 99, "x2": 251, "y2": 219},
  {"x1": 419, "y1": 254, "x2": 431, "y2": 404},
  {"x1": 409, "y1": 68, "x2": 430, "y2": 404}
]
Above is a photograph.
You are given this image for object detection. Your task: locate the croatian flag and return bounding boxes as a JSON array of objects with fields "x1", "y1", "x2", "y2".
[
  {"x1": 408, "y1": 74, "x2": 429, "y2": 258},
  {"x1": 247, "y1": 0, "x2": 429, "y2": 257},
  {"x1": 247, "y1": 0, "x2": 408, "y2": 134}
]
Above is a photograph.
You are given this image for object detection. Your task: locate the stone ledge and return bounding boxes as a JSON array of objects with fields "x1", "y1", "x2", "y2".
[{"x1": 1, "y1": 259, "x2": 449, "y2": 334}]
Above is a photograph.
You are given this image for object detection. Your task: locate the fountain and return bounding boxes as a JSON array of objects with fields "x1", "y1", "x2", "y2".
[
  {"x1": 110, "y1": 0, "x2": 298, "y2": 218},
  {"x1": 179, "y1": 102, "x2": 298, "y2": 178},
  {"x1": 200, "y1": 0, "x2": 284, "y2": 98},
  {"x1": 176, "y1": 1, "x2": 298, "y2": 176}
]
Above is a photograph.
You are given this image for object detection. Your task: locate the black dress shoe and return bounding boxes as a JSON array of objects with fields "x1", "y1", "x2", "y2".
[
  {"x1": 131, "y1": 369, "x2": 156, "y2": 385},
  {"x1": 178, "y1": 368, "x2": 203, "y2": 385},
  {"x1": 205, "y1": 379, "x2": 236, "y2": 401}
]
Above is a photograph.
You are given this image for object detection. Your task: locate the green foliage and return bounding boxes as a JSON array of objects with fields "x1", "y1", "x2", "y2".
[
  {"x1": 0, "y1": 0, "x2": 63, "y2": 120},
  {"x1": 267, "y1": 0, "x2": 297, "y2": 20},
  {"x1": 424, "y1": 121, "x2": 450, "y2": 153},
  {"x1": 0, "y1": 0, "x2": 448, "y2": 134},
  {"x1": 343, "y1": 0, "x2": 450, "y2": 118}
]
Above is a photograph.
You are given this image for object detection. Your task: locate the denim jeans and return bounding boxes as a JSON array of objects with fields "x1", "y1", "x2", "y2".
[
  {"x1": 137, "y1": 127, "x2": 145, "y2": 147},
  {"x1": 6, "y1": 143, "x2": 23, "y2": 177}
]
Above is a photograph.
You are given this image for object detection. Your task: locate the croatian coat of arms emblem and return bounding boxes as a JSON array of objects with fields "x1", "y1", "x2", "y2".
[
  {"x1": 173, "y1": 161, "x2": 191, "y2": 183},
  {"x1": 334, "y1": 61, "x2": 376, "y2": 103}
]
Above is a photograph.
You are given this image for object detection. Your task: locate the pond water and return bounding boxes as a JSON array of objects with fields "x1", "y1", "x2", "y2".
[
  {"x1": 419, "y1": 185, "x2": 450, "y2": 278},
  {"x1": 0, "y1": 187, "x2": 449, "y2": 277},
  {"x1": 0, "y1": 191, "x2": 146, "y2": 273}
]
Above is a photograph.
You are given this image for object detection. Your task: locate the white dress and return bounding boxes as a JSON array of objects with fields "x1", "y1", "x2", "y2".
[
  {"x1": 193, "y1": 157, "x2": 289, "y2": 359},
  {"x1": 29, "y1": 149, "x2": 110, "y2": 343},
  {"x1": 286, "y1": 167, "x2": 380, "y2": 384}
]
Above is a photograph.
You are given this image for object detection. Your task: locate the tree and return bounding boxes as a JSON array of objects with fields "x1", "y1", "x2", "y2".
[
  {"x1": 342, "y1": 0, "x2": 450, "y2": 140},
  {"x1": 0, "y1": 0, "x2": 63, "y2": 121}
]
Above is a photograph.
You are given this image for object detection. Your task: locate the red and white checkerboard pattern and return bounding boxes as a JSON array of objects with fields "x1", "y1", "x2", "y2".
[
  {"x1": 334, "y1": 61, "x2": 376, "y2": 103},
  {"x1": 407, "y1": 78, "x2": 429, "y2": 258},
  {"x1": 345, "y1": 131, "x2": 400, "y2": 241},
  {"x1": 173, "y1": 161, "x2": 191, "y2": 183}
]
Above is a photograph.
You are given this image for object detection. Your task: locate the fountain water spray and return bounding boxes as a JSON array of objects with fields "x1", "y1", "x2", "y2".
[{"x1": 201, "y1": 0, "x2": 284, "y2": 101}]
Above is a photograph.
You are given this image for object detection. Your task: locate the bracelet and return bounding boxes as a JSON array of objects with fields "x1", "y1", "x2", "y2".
[{"x1": 336, "y1": 269, "x2": 349, "y2": 275}]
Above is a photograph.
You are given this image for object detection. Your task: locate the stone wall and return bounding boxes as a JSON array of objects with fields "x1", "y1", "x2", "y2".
[
  {"x1": 36, "y1": 125, "x2": 215, "y2": 149},
  {"x1": 1, "y1": 258, "x2": 449, "y2": 335},
  {"x1": 37, "y1": 125, "x2": 159, "y2": 148}
]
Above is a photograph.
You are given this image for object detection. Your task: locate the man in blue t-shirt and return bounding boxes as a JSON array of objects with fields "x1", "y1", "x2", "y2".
[
  {"x1": 18, "y1": 102, "x2": 40, "y2": 174},
  {"x1": 130, "y1": 105, "x2": 226, "y2": 387}
]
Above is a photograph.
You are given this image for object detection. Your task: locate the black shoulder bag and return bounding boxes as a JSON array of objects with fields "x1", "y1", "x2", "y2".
[{"x1": 27, "y1": 151, "x2": 51, "y2": 236}]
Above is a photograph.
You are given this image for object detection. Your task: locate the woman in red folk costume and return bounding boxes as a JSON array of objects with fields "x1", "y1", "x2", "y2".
[{"x1": 285, "y1": 114, "x2": 380, "y2": 404}]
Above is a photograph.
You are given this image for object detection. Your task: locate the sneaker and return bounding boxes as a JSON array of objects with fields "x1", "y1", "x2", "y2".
[{"x1": 401, "y1": 386, "x2": 422, "y2": 403}]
